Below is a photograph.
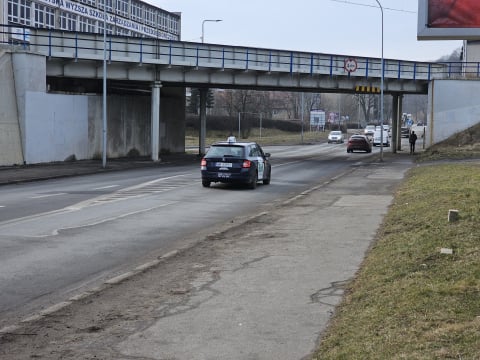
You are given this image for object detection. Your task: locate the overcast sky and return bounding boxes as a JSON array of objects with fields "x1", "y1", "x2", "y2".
[{"x1": 146, "y1": 0, "x2": 462, "y2": 62}]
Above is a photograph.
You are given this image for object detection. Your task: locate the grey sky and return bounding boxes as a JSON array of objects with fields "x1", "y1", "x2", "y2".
[{"x1": 148, "y1": 0, "x2": 462, "y2": 62}]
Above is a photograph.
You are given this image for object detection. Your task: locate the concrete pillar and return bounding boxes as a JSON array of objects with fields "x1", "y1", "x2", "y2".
[
  {"x1": 199, "y1": 88, "x2": 207, "y2": 156},
  {"x1": 397, "y1": 94, "x2": 403, "y2": 152},
  {"x1": 391, "y1": 94, "x2": 399, "y2": 154},
  {"x1": 151, "y1": 81, "x2": 162, "y2": 161}
]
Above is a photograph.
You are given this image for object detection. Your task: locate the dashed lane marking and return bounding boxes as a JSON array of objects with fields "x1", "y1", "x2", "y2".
[
  {"x1": 30, "y1": 192, "x2": 67, "y2": 199},
  {"x1": 93, "y1": 184, "x2": 120, "y2": 190},
  {"x1": 67, "y1": 174, "x2": 195, "y2": 210}
]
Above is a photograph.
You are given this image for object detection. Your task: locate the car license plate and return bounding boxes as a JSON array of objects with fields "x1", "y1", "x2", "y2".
[
  {"x1": 216, "y1": 162, "x2": 232, "y2": 167},
  {"x1": 217, "y1": 173, "x2": 231, "y2": 178}
]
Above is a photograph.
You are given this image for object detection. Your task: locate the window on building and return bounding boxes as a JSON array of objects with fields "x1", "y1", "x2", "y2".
[
  {"x1": 130, "y1": 1, "x2": 142, "y2": 22},
  {"x1": 78, "y1": 0, "x2": 96, "y2": 6},
  {"x1": 8, "y1": 0, "x2": 32, "y2": 25},
  {"x1": 59, "y1": 11, "x2": 77, "y2": 31},
  {"x1": 99, "y1": 0, "x2": 112, "y2": 13},
  {"x1": 145, "y1": 7, "x2": 156, "y2": 27},
  {"x1": 98, "y1": 21, "x2": 113, "y2": 35},
  {"x1": 171, "y1": 17, "x2": 179, "y2": 35},
  {"x1": 34, "y1": 3, "x2": 55, "y2": 28},
  {"x1": 159, "y1": 12, "x2": 167, "y2": 30},
  {"x1": 79, "y1": 16, "x2": 95, "y2": 33},
  {"x1": 115, "y1": 0, "x2": 128, "y2": 17}
]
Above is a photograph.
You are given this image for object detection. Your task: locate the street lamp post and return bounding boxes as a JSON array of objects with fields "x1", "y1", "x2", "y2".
[
  {"x1": 102, "y1": 0, "x2": 108, "y2": 168},
  {"x1": 374, "y1": 0, "x2": 384, "y2": 161},
  {"x1": 201, "y1": 19, "x2": 222, "y2": 43}
]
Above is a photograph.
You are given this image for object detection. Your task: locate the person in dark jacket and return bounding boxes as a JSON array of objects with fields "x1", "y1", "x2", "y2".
[{"x1": 409, "y1": 131, "x2": 418, "y2": 154}]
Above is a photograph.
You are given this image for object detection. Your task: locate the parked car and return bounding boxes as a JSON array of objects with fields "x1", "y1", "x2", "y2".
[
  {"x1": 372, "y1": 128, "x2": 390, "y2": 147},
  {"x1": 327, "y1": 130, "x2": 345, "y2": 144},
  {"x1": 364, "y1": 125, "x2": 376, "y2": 137},
  {"x1": 347, "y1": 134, "x2": 372, "y2": 153},
  {"x1": 200, "y1": 141, "x2": 271, "y2": 189}
]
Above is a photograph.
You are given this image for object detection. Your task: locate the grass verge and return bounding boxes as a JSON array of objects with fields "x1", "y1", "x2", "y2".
[
  {"x1": 313, "y1": 162, "x2": 480, "y2": 359},
  {"x1": 185, "y1": 128, "x2": 329, "y2": 147}
]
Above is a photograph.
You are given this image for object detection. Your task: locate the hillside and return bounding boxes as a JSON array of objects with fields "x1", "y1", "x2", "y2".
[{"x1": 419, "y1": 122, "x2": 480, "y2": 161}]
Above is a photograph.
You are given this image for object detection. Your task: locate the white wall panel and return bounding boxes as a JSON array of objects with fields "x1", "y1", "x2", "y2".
[
  {"x1": 428, "y1": 80, "x2": 480, "y2": 146},
  {"x1": 24, "y1": 92, "x2": 88, "y2": 163}
]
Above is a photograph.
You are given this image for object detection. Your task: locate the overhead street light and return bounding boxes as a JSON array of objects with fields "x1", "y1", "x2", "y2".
[{"x1": 201, "y1": 19, "x2": 222, "y2": 43}]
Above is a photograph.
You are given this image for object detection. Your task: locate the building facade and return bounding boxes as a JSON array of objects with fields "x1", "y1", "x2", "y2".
[{"x1": 1, "y1": 0, "x2": 180, "y2": 41}]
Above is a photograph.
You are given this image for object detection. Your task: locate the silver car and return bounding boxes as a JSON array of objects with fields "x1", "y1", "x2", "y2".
[{"x1": 327, "y1": 131, "x2": 345, "y2": 144}]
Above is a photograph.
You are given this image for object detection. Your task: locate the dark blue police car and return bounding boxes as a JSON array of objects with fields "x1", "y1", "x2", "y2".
[{"x1": 200, "y1": 140, "x2": 271, "y2": 189}]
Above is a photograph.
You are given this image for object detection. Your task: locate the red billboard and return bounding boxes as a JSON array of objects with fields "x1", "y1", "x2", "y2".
[
  {"x1": 418, "y1": 0, "x2": 480, "y2": 39},
  {"x1": 428, "y1": 0, "x2": 480, "y2": 28}
]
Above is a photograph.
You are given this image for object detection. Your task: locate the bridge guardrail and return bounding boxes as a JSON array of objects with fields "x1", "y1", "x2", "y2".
[{"x1": 0, "y1": 24, "x2": 473, "y2": 82}]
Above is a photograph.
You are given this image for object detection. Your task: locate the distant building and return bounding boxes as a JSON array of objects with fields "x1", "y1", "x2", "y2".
[{"x1": 1, "y1": 0, "x2": 181, "y2": 42}]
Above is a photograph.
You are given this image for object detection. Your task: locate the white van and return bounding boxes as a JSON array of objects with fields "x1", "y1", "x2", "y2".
[{"x1": 372, "y1": 128, "x2": 390, "y2": 147}]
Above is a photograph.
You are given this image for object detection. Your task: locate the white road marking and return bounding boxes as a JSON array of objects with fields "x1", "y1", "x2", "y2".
[
  {"x1": 93, "y1": 185, "x2": 120, "y2": 190},
  {"x1": 30, "y1": 193, "x2": 67, "y2": 199},
  {"x1": 50, "y1": 202, "x2": 175, "y2": 236}
]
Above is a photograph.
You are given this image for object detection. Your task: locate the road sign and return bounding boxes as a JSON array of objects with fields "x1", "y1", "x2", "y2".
[{"x1": 344, "y1": 58, "x2": 357, "y2": 73}]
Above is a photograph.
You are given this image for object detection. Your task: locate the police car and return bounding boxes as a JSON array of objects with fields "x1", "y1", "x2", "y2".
[{"x1": 200, "y1": 139, "x2": 271, "y2": 189}]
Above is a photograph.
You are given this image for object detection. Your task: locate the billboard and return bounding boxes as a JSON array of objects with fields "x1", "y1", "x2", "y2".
[{"x1": 418, "y1": 0, "x2": 480, "y2": 40}]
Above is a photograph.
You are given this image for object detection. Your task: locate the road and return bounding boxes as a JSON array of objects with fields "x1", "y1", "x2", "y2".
[
  {"x1": 0, "y1": 142, "x2": 414, "y2": 360},
  {"x1": 0, "y1": 143, "x2": 380, "y2": 328}
]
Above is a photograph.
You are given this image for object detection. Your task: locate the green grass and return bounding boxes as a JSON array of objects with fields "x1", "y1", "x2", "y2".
[
  {"x1": 313, "y1": 163, "x2": 480, "y2": 359},
  {"x1": 185, "y1": 127, "x2": 329, "y2": 147}
]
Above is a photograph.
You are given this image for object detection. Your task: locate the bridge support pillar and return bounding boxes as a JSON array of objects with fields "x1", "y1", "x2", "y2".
[
  {"x1": 199, "y1": 88, "x2": 207, "y2": 156},
  {"x1": 151, "y1": 81, "x2": 162, "y2": 161},
  {"x1": 391, "y1": 94, "x2": 399, "y2": 154},
  {"x1": 396, "y1": 94, "x2": 403, "y2": 152}
]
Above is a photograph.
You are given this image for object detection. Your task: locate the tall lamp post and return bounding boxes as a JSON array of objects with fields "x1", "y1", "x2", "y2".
[
  {"x1": 201, "y1": 19, "x2": 222, "y2": 43},
  {"x1": 102, "y1": 0, "x2": 108, "y2": 168},
  {"x1": 374, "y1": 0, "x2": 384, "y2": 161}
]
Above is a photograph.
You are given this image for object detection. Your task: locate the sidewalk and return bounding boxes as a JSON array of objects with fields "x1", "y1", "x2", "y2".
[
  {"x1": 0, "y1": 153, "x2": 414, "y2": 359},
  {"x1": 0, "y1": 154, "x2": 199, "y2": 185}
]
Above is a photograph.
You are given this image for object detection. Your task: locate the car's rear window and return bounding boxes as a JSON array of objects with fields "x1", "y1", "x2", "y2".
[{"x1": 206, "y1": 146, "x2": 244, "y2": 157}]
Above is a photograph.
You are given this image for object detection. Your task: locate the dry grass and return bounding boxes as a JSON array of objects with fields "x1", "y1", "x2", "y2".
[
  {"x1": 313, "y1": 163, "x2": 480, "y2": 359},
  {"x1": 418, "y1": 123, "x2": 480, "y2": 162},
  {"x1": 185, "y1": 127, "x2": 329, "y2": 147},
  {"x1": 313, "y1": 122, "x2": 480, "y2": 359}
]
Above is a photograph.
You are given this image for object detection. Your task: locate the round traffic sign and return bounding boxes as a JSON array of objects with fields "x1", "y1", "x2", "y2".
[{"x1": 344, "y1": 58, "x2": 358, "y2": 73}]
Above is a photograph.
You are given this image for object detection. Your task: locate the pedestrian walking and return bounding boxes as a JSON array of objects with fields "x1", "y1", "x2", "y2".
[{"x1": 409, "y1": 131, "x2": 418, "y2": 154}]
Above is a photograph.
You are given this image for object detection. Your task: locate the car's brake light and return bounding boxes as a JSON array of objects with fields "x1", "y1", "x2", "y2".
[
  {"x1": 242, "y1": 160, "x2": 251, "y2": 168},
  {"x1": 201, "y1": 158, "x2": 207, "y2": 170}
]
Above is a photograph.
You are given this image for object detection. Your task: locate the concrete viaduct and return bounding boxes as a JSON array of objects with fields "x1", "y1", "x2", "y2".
[{"x1": 0, "y1": 26, "x2": 472, "y2": 165}]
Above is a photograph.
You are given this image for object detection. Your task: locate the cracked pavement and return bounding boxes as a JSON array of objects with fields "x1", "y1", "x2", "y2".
[{"x1": 0, "y1": 156, "x2": 413, "y2": 360}]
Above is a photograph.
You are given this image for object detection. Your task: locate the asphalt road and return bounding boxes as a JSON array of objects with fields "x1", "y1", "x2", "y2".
[
  {"x1": 0, "y1": 143, "x2": 369, "y2": 328},
  {"x1": 0, "y1": 142, "x2": 414, "y2": 359}
]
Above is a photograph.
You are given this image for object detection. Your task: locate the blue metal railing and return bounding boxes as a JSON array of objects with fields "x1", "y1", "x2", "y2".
[{"x1": 0, "y1": 24, "x2": 475, "y2": 82}]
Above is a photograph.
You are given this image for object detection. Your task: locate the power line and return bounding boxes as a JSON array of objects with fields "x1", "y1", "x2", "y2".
[{"x1": 330, "y1": 0, "x2": 416, "y2": 14}]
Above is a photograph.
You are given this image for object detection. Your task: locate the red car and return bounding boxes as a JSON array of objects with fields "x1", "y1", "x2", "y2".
[{"x1": 347, "y1": 135, "x2": 372, "y2": 153}]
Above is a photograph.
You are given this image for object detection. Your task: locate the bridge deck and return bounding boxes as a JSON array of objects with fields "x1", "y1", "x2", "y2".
[{"x1": 1, "y1": 26, "x2": 474, "y2": 94}]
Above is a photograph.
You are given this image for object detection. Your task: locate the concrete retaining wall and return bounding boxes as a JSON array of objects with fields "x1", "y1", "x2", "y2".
[
  {"x1": 427, "y1": 80, "x2": 480, "y2": 146},
  {"x1": 0, "y1": 50, "x2": 186, "y2": 165},
  {"x1": 25, "y1": 92, "x2": 89, "y2": 163}
]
